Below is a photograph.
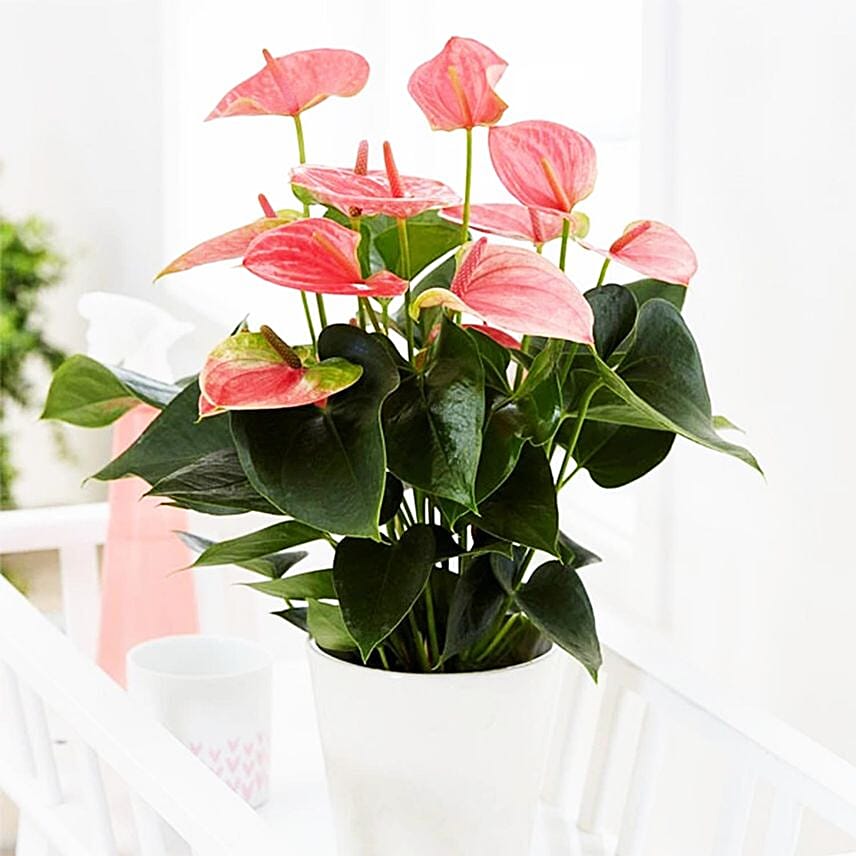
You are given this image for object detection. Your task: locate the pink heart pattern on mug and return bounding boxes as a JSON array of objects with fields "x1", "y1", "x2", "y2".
[{"x1": 184, "y1": 731, "x2": 269, "y2": 805}]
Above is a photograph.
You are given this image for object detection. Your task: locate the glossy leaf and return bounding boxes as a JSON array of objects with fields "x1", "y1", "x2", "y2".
[
  {"x1": 515, "y1": 560, "x2": 602, "y2": 679},
  {"x1": 94, "y1": 381, "x2": 233, "y2": 485},
  {"x1": 333, "y1": 524, "x2": 436, "y2": 659},
  {"x1": 373, "y1": 211, "x2": 464, "y2": 278},
  {"x1": 591, "y1": 300, "x2": 760, "y2": 471},
  {"x1": 475, "y1": 442, "x2": 559, "y2": 555},
  {"x1": 249, "y1": 570, "x2": 335, "y2": 600},
  {"x1": 42, "y1": 355, "x2": 179, "y2": 428},
  {"x1": 148, "y1": 448, "x2": 280, "y2": 515},
  {"x1": 307, "y1": 599, "x2": 358, "y2": 653},
  {"x1": 624, "y1": 278, "x2": 686, "y2": 312},
  {"x1": 176, "y1": 530, "x2": 306, "y2": 579},
  {"x1": 556, "y1": 533, "x2": 602, "y2": 570},
  {"x1": 585, "y1": 285, "x2": 637, "y2": 359},
  {"x1": 190, "y1": 520, "x2": 325, "y2": 569},
  {"x1": 232, "y1": 325, "x2": 400, "y2": 537},
  {"x1": 383, "y1": 317, "x2": 484, "y2": 508},
  {"x1": 442, "y1": 554, "x2": 507, "y2": 661}
]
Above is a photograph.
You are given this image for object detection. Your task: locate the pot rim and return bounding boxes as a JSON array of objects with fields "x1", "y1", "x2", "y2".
[{"x1": 306, "y1": 637, "x2": 557, "y2": 681}]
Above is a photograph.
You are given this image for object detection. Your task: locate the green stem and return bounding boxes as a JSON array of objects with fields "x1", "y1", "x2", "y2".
[
  {"x1": 378, "y1": 646, "x2": 391, "y2": 670},
  {"x1": 557, "y1": 380, "x2": 601, "y2": 488},
  {"x1": 461, "y1": 128, "x2": 473, "y2": 241},
  {"x1": 396, "y1": 218, "x2": 415, "y2": 362},
  {"x1": 362, "y1": 298, "x2": 383, "y2": 333},
  {"x1": 408, "y1": 611, "x2": 431, "y2": 672},
  {"x1": 315, "y1": 294, "x2": 328, "y2": 328},
  {"x1": 424, "y1": 580, "x2": 440, "y2": 667},
  {"x1": 477, "y1": 613, "x2": 521, "y2": 664},
  {"x1": 300, "y1": 292, "x2": 317, "y2": 348},
  {"x1": 558, "y1": 218, "x2": 571, "y2": 272},
  {"x1": 596, "y1": 257, "x2": 610, "y2": 287}
]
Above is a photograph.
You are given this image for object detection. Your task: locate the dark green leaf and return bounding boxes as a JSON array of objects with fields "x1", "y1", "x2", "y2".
[
  {"x1": 585, "y1": 285, "x2": 637, "y2": 359},
  {"x1": 249, "y1": 570, "x2": 336, "y2": 600},
  {"x1": 592, "y1": 300, "x2": 760, "y2": 471},
  {"x1": 489, "y1": 546, "x2": 530, "y2": 594},
  {"x1": 515, "y1": 561, "x2": 602, "y2": 679},
  {"x1": 556, "y1": 533, "x2": 602, "y2": 569},
  {"x1": 333, "y1": 524, "x2": 436, "y2": 659},
  {"x1": 93, "y1": 381, "x2": 233, "y2": 484},
  {"x1": 383, "y1": 317, "x2": 484, "y2": 508},
  {"x1": 176, "y1": 530, "x2": 307, "y2": 578},
  {"x1": 442, "y1": 555, "x2": 506, "y2": 661},
  {"x1": 624, "y1": 278, "x2": 687, "y2": 312},
  {"x1": 232, "y1": 325, "x2": 400, "y2": 537},
  {"x1": 467, "y1": 327, "x2": 512, "y2": 393},
  {"x1": 275, "y1": 606, "x2": 308, "y2": 633},
  {"x1": 379, "y1": 473, "x2": 404, "y2": 525},
  {"x1": 307, "y1": 600, "x2": 358, "y2": 653},
  {"x1": 475, "y1": 443, "x2": 559, "y2": 555},
  {"x1": 190, "y1": 521, "x2": 324, "y2": 569},
  {"x1": 147, "y1": 448, "x2": 279, "y2": 515},
  {"x1": 42, "y1": 354, "x2": 180, "y2": 427}
]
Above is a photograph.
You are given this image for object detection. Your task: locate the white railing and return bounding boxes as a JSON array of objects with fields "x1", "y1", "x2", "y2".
[{"x1": 2, "y1": 502, "x2": 856, "y2": 855}]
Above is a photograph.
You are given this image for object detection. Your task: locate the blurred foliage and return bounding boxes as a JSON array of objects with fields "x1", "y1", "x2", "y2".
[{"x1": 0, "y1": 215, "x2": 67, "y2": 508}]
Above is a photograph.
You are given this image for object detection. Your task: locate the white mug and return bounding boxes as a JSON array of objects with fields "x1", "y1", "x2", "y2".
[{"x1": 127, "y1": 635, "x2": 273, "y2": 807}]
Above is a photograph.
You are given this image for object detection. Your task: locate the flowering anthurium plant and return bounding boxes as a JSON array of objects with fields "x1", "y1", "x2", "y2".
[{"x1": 43, "y1": 38, "x2": 759, "y2": 677}]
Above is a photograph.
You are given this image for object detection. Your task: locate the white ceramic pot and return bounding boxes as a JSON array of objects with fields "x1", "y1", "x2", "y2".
[
  {"x1": 307, "y1": 641, "x2": 561, "y2": 856},
  {"x1": 127, "y1": 635, "x2": 273, "y2": 807}
]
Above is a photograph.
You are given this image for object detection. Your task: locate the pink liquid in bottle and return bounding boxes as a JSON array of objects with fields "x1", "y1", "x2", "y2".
[{"x1": 97, "y1": 405, "x2": 199, "y2": 685}]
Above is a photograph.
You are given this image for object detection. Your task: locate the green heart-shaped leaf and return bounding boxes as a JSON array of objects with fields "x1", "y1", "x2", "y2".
[
  {"x1": 585, "y1": 285, "x2": 637, "y2": 359},
  {"x1": 176, "y1": 530, "x2": 307, "y2": 579},
  {"x1": 231, "y1": 325, "x2": 400, "y2": 537},
  {"x1": 42, "y1": 355, "x2": 180, "y2": 427},
  {"x1": 383, "y1": 317, "x2": 484, "y2": 509},
  {"x1": 93, "y1": 381, "x2": 233, "y2": 484},
  {"x1": 249, "y1": 570, "x2": 335, "y2": 600},
  {"x1": 515, "y1": 560, "x2": 602, "y2": 679},
  {"x1": 333, "y1": 524, "x2": 436, "y2": 660},
  {"x1": 307, "y1": 600, "x2": 358, "y2": 653}
]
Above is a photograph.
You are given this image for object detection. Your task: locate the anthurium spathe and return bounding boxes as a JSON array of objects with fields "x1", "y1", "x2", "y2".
[
  {"x1": 407, "y1": 37, "x2": 508, "y2": 131},
  {"x1": 206, "y1": 48, "x2": 369, "y2": 120},
  {"x1": 584, "y1": 220, "x2": 698, "y2": 286},
  {"x1": 243, "y1": 217, "x2": 408, "y2": 296},
  {"x1": 199, "y1": 326, "x2": 362, "y2": 416},
  {"x1": 291, "y1": 142, "x2": 459, "y2": 220},
  {"x1": 440, "y1": 203, "x2": 586, "y2": 244},
  {"x1": 412, "y1": 238, "x2": 594, "y2": 344},
  {"x1": 489, "y1": 121, "x2": 597, "y2": 217},
  {"x1": 156, "y1": 195, "x2": 299, "y2": 279}
]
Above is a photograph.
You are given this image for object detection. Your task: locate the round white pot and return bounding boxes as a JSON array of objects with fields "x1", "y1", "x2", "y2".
[{"x1": 307, "y1": 640, "x2": 562, "y2": 856}]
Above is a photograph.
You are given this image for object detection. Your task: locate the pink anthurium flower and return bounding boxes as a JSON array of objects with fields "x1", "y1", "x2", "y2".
[
  {"x1": 291, "y1": 141, "x2": 459, "y2": 220},
  {"x1": 156, "y1": 195, "x2": 299, "y2": 279},
  {"x1": 583, "y1": 220, "x2": 698, "y2": 285},
  {"x1": 439, "y1": 203, "x2": 589, "y2": 244},
  {"x1": 198, "y1": 326, "x2": 362, "y2": 417},
  {"x1": 489, "y1": 121, "x2": 597, "y2": 216},
  {"x1": 243, "y1": 217, "x2": 408, "y2": 296},
  {"x1": 206, "y1": 48, "x2": 369, "y2": 120},
  {"x1": 411, "y1": 238, "x2": 594, "y2": 344},
  {"x1": 407, "y1": 37, "x2": 508, "y2": 131}
]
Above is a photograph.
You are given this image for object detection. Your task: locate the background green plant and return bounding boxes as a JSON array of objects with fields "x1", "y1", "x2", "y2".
[{"x1": 0, "y1": 215, "x2": 68, "y2": 509}]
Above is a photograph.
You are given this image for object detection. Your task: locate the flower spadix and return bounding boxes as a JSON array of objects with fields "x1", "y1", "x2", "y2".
[
  {"x1": 411, "y1": 237, "x2": 594, "y2": 343},
  {"x1": 243, "y1": 217, "x2": 408, "y2": 296},
  {"x1": 198, "y1": 325, "x2": 362, "y2": 417},
  {"x1": 206, "y1": 48, "x2": 369, "y2": 120}
]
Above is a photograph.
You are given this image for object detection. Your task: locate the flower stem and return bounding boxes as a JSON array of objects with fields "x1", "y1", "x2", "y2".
[
  {"x1": 362, "y1": 298, "x2": 383, "y2": 332},
  {"x1": 477, "y1": 613, "x2": 520, "y2": 664},
  {"x1": 596, "y1": 258, "x2": 610, "y2": 287},
  {"x1": 557, "y1": 379, "x2": 601, "y2": 488},
  {"x1": 424, "y1": 580, "x2": 441, "y2": 666},
  {"x1": 396, "y1": 218, "x2": 415, "y2": 362},
  {"x1": 292, "y1": 113, "x2": 329, "y2": 330},
  {"x1": 559, "y1": 218, "x2": 571, "y2": 271},
  {"x1": 408, "y1": 610, "x2": 431, "y2": 672},
  {"x1": 300, "y1": 293, "x2": 317, "y2": 348},
  {"x1": 461, "y1": 127, "x2": 473, "y2": 241},
  {"x1": 377, "y1": 646, "x2": 391, "y2": 670}
]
